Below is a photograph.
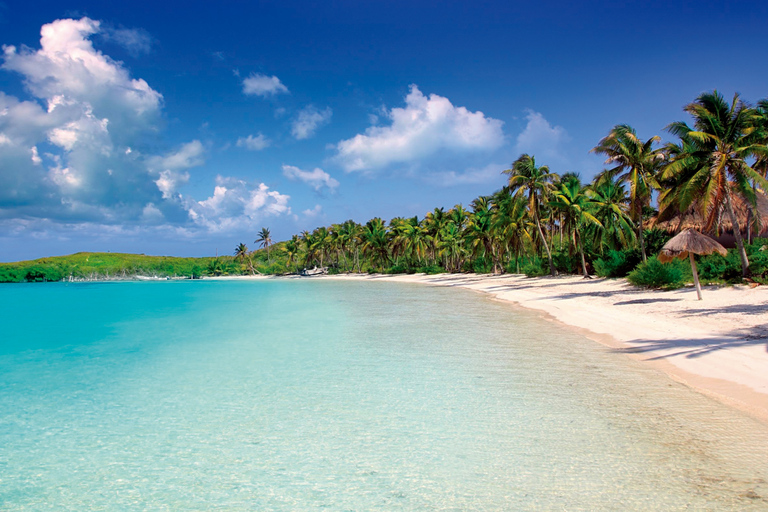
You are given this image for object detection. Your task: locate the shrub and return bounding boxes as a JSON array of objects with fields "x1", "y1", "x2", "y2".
[
  {"x1": 644, "y1": 228, "x2": 673, "y2": 255},
  {"x1": 416, "y1": 264, "x2": 444, "y2": 275},
  {"x1": 594, "y1": 249, "x2": 642, "y2": 278},
  {"x1": 385, "y1": 263, "x2": 413, "y2": 274},
  {"x1": 521, "y1": 257, "x2": 549, "y2": 277},
  {"x1": 627, "y1": 256, "x2": 685, "y2": 289},
  {"x1": 552, "y1": 251, "x2": 579, "y2": 275},
  {"x1": 470, "y1": 256, "x2": 493, "y2": 274}
]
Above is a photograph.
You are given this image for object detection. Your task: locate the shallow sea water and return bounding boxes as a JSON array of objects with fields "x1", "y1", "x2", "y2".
[{"x1": 1, "y1": 279, "x2": 767, "y2": 510}]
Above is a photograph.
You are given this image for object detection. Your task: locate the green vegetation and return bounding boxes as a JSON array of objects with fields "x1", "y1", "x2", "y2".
[
  {"x1": 0, "y1": 252, "x2": 228, "y2": 283},
  {"x1": 627, "y1": 257, "x2": 687, "y2": 289}
]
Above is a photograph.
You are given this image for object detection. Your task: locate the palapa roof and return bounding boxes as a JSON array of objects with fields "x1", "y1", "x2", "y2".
[
  {"x1": 652, "y1": 188, "x2": 768, "y2": 235},
  {"x1": 658, "y1": 228, "x2": 728, "y2": 263}
]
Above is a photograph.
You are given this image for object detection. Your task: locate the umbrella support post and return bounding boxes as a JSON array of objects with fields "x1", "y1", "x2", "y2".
[{"x1": 690, "y1": 252, "x2": 703, "y2": 300}]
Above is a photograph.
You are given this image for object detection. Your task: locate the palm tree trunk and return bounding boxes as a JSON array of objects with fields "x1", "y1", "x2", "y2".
[
  {"x1": 724, "y1": 187, "x2": 750, "y2": 277},
  {"x1": 576, "y1": 230, "x2": 589, "y2": 278},
  {"x1": 636, "y1": 200, "x2": 647, "y2": 262},
  {"x1": 535, "y1": 215, "x2": 556, "y2": 276}
]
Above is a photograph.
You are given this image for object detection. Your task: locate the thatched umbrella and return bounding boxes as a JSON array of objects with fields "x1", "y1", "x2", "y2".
[{"x1": 658, "y1": 229, "x2": 727, "y2": 300}]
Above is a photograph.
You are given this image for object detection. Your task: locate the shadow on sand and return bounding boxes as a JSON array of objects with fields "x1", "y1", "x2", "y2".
[{"x1": 616, "y1": 323, "x2": 768, "y2": 360}]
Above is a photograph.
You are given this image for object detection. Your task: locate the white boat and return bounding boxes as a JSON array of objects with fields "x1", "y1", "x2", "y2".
[{"x1": 300, "y1": 266, "x2": 327, "y2": 276}]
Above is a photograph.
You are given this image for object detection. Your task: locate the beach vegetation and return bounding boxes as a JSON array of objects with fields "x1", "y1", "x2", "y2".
[{"x1": 627, "y1": 256, "x2": 686, "y2": 289}]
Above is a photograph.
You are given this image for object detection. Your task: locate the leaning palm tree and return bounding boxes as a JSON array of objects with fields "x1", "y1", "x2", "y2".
[
  {"x1": 592, "y1": 124, "x2": 664, "y2": 261},
  {"x1": 661, "y1": 91, "x2": 768, "y2": 277},
  {"x1": 234, "y1": 242, "x2": 257, "y2": 275},
  {"x1": 504, "y1": 154, "x2": 557, "y2": 275},
  {"x1": 255, "y1": 227, "x2": 273, "y2": 264}
]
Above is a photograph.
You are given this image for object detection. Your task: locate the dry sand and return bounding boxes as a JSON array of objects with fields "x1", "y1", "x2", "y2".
[{"x1": 316, "y1": 273, "x2": 768, "y2": 423}]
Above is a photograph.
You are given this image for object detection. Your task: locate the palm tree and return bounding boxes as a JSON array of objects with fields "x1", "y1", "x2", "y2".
[
  {"x1": 491, "y1": 190, "x2": 532, "y2": 273},
  {"x1": 588, "y1": 173, "x2": 636, "y2": 252},
  {"x1": 234, "y1": 242, "x2": 256, "y2": 275},
  {"x1": 661, "y1": 91, "x2": 768, "y2": 277},
  {"x1": 255, "y1": 227, "x2": 273, "y2": 264},
  {"x1": 592, "y1": 124, "x2": 664, "y2": 261},
  {"x1": 284, "y1": 235, "x2": 300, "y2": 273},
  {"x1": 504, "y1": 154, "x2": 557, "y2": 275},
  {"x1": 550, "y1": 176, "x2": 602, "y2": 277},
  {"x1": 361, "y1": 218, "x2": 390, "y2": 270}
]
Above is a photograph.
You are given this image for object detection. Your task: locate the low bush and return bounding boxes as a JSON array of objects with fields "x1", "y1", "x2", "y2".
[
  {"x1": 521, "y1": 257, "x2": 549, "y2": 277},
  {"x1": 384, "y1": 263, "x2": 413, "y2": 274},
  {"x1": 627, "y1": 256, "x2": 685, "y2": 289},
  {"x1": 595, "y1": 248, "x2": 642, "y2": 278},
  {"x1": 416, "y1": 264, "x2": 445, "y2": 275}
]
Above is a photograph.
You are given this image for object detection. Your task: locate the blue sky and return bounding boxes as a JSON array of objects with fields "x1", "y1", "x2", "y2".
[{"x1": 1, "y1": 0, "x2": 767, "y2": 261}]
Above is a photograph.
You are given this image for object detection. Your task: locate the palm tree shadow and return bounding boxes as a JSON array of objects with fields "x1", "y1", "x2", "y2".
[
  {"x1": 614, "y1": 298, "x2": 682, "y2": 305},
  {"x1": 616, "y1": 323, "x2": 768, "y2": 359}
]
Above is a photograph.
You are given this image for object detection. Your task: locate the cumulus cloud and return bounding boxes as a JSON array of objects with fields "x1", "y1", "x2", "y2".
[
  {"x1": 291, "y1": 105, "x2": 332, "y2": 140},
  {"x1": 242, "y1": 73, "x2": 289, "y2": 97},
  {"x1": 514, "y1": 110, "x2": 570, "y2": 167},
  {"x1": 0, "y1": 18, "x2": 291, "y2": 236},
  {"x1": 282, "y1": 164, "x2": 339, "y2": 192},
  {"x1": 334, "y1": 85, "x2": 504, "y2": 172},
  {"x1": 236, "y1": 133, "x2": 270, "y2": 151},
  {"x1": 187, "y1": 176, "x2": 291, "y2": 232},
  {"x1": 146, "y1": 140, "x2": 204, "y2": 199},
  {"x1": 2, "y1": 17, "x2": 162, "y2": 133}
]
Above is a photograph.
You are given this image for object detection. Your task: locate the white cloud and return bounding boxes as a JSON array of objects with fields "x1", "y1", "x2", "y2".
[
  {"x1": 148, "y1": 140, "x2": 204, "y2": 171},
  {"x1": 188, "y1": 176, "x2": 291, "y2": 232},
  {"x1": 147, "y1": 140, "x2": 204, "y2": 198},
  {"x1": 2, "y1": 17, "x2": 162, "y2": 128},
  {"x1": 335, "y1": 85, "x2": 504, "y2": 172},
  {"x1": 291, "y1": 105, "x2": 332, "y2": 140},
  {"x1": 0, "y1": 18, "x2": 292, "y2": 239},
  {"x1": 282, "y1": 164, "x2": 339, "y2": 192},
  {"x1": 236, "y1": 133, "x2": 270, "y2": 151},
  {"x1": 242, "y1": 73, "x2": 289, "y2": 97},
  {"x1": 0, "y1": 17, "x2": 166, "y2": 218},
  {"x1": 514, "y1": 110, "x2": 570, "y2": 167},
  {"x1": 302, "y1": 204, "x2": 322, "y2": 217}
]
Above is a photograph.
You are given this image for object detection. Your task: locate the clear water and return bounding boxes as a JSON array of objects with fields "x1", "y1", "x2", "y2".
[{"x1": 1, "y1": 280, "x2": 767, "y2": 510}]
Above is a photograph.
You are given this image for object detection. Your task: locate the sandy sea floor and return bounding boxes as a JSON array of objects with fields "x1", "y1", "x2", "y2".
[{"x1": 239, "y1": 273, "x2": 768, "y2": 424}]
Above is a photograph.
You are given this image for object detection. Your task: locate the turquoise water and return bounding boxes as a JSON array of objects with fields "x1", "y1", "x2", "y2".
[{"x1": 1, "y1": 280, "x2": 767, "y2": 510}]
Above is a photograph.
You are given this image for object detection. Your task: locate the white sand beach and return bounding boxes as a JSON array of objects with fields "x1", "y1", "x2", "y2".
[{"x1": 314, "y1": 273, "x2": 768, "y2": 423}]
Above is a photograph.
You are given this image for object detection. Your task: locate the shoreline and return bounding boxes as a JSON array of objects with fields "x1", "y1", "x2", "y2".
[{"x1": 298, "y1": 272, "x2": 768, "y2": 425}]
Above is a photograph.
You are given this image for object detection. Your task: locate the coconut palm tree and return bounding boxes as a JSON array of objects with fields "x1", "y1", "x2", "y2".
[
  {"x1": 284, "y1": 235, "x2": 300, "y2": 273},
  {"x1": 234, "y1": 242, "x2": 256, "y2": 275},
  {"x1": 361, "y1": 218, "x2": 390, "y2": 270},
  {"x1": 550, "y1": 176, "x2": 602, "y2": 277},
  {"x1": 491, "y1": 189, "x2": 532, "y2": 273},
  {"x1": 592, "y1": 125, "x2": 664, "y2": 261},
  {"x1": 587, "y1": 173, "x2": 636, "y2": 252},
  {"x1": 504, "y1": 154, "x2": 557, "y2": 275},
  {"x1": 661, "y1": 91, "x2": 768, "y2": 277},
  {"x1": 255, "y1": 227, "x2": 273, "y2": 264}
]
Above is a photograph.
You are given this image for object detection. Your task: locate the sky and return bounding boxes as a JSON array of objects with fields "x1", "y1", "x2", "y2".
[{"x1": 1, "y1": 0, "x2": 767, "y2": 261}]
